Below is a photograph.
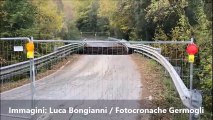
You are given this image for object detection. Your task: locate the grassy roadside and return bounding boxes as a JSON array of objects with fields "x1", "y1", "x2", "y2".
[
  {"x1": 0, "y1": 54, "x2": 80, "y2": 93},
  {"x1": 132, "y1": 54, "x2": 188, "y2": 120}
]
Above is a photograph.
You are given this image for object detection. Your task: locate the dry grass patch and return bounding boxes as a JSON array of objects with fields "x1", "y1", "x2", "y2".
[{"x1": 132, "y1": 54, "x2": 186, "y2": 120}]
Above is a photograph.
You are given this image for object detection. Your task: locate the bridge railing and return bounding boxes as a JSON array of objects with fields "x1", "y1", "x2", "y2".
[
  {"x1": 111, "y1": 38, "x2": 202, "y2": 117},
  {"x1": 108, "y1": 37, "x2": 129, "y2": 53},
  {"x1": 0, "y1": 43, "x2": 84, "y2": 80},
  {"x1": 132, "y1": 44, "x2": 192, "y2": 107}
]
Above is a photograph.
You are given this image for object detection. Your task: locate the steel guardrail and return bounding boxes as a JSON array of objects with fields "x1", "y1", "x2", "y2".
[
  {"x1": 110, "y1": 37, "x2": 201, "y2": 109},
  {"x1": 131, "y1": 44, "x2": 200, "y2": 109},
  {"x1": 0, "y1": 43, "x2": 84, "y2": 79},
  {"x1": 129, "y1": 40, "x2": 191, "y2": 44}
]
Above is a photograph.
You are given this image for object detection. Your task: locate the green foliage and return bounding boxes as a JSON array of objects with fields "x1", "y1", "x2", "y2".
[
  {"x1": 0, "y1": 0, "x2": 37, "y2": 37},
  {"x1": 76, "y1": 0, "x2": 110, "y2": 33},
  {"x1": 154, "y1": 25, "x2": 169, "y2": 41},
  {"x1": 0, "y1": 0, "x2": 65, "y2": 39},
  {"x1": 60, "y1": 22, "x2": 81, "y2": 40},
  {"x1": 110, "y1": 0, "x2": 135, "y2": 40},
  {"x1": 32, "y1": 0, "x2": 63, "y2": 39},
  {"x1": 110, "y1": 0, "x2": 212, "y2": 115}
]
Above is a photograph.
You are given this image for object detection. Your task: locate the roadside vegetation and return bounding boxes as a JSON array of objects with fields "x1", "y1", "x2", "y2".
[{"x1": 132, "y1": 54, "x2": 211, "y2": 119}]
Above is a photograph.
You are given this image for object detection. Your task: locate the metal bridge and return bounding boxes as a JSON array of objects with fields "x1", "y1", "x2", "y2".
[{"x1": 0, "y1": 37, "x2": 202, "y2": 120}]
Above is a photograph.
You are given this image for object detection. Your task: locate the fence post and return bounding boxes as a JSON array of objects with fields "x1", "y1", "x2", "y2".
[
  {"x1": 189, "y1": 37, "x2": 201, "y2": 120},
  {"x1": 29, "y1": 37, "x2": 36, "y2": 108}
]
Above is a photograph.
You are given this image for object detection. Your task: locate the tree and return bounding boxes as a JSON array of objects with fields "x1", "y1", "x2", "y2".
[
  {"x1": 0, "y1": 0, "x2": 37, "y2": 37},
  {"x1": 32, "y1": 0, "x2": 63, "y2": 39},
  {"x1": 76, "y1": 0, "x2": 110, "y2": 35}
]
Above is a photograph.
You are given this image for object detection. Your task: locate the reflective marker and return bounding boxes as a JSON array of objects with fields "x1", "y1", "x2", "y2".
[
  {"x1": 27, "y1": 51, "x2": 34, "y2": 58},
  {"x1": 26, "y1": 41, "x2": 34, "y2": 58},
  {"x1": 188, "y1": 55, "x2": 194, "y2": 63}
]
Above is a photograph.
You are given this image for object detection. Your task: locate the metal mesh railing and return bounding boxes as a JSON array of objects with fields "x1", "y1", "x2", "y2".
[{"x1": 0, "y1": 38, "x2": 84, "y2": 92}]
